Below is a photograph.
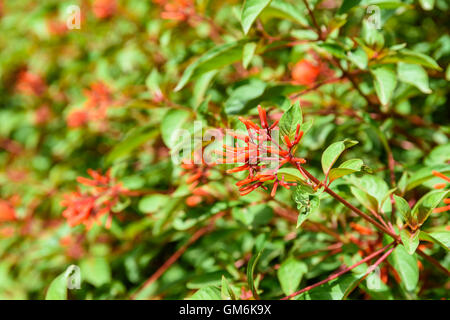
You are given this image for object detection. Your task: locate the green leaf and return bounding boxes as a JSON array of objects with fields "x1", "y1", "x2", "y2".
[
  {"x1": 317, "y1": 42, "x2": 347, "y2": 60},
  {"x1": 276, "y1": 167, "x2": 307, "y2": 184},
  {"x1": 175, "y1": 40, "x2": 250, "y2": 91},
  {"x1": 412, "y1": 190, "x2": 450, "y2": 226},
  {"x1": 397, "y1": 63, "x2": 431, "y2": 94},
  {"x1": 279, "y1": 101, "x2": 303, "y2": 141},
  {"x1": 138, "y1": 194, "x2": 170, "y2": 214},
  {"x1": 347, "y1": 47, "x2": 368, "y2": 69},
  {"x1": 295, "y1": 274, "x2": 360, "y2": 300},
  {"x1": 321, "y1": 139, "x2": 358, "y2": 176},
  {"x1": 371, "y1": 65, "x2": 397, "y2": 105},
  {"x1": 338, "y1": 0, "x2": 361, "y2": 14},
  {"x1": 45, "y1": 272, "x2": 68, "y2": 300},
  {"x1": 390, "y1": 244, "x2": 419, "y2": 292},
  {"x1": 277, "y1": 258, "x2": 308, "y2": 296},
  {"x1": 221, "y1": 276, "x2": 237, "y2": 300},
  {"x1": 349, "y1": 175, "x2": 389, "y2": 206},
  {"x1": 380, "y1": 49, "x2": 441, "y2": 71},
  {"x1": 243, "y1": 42, "x2": 257, "y2": 69},
  {"x1": 419, "y1": 0, "x2": 435, "y2": 10},
  {"x1": 241, "y1": 0, "x2": 272, "y2": 35},
  {"x1": 224, "y1": 79, "x2": 267, "y2": 115},
  {"x1": 328, "y1": 159, "x2": 364, "y2": 183},
  {"x1": 293, "y1": 184, "x2": 320, "y2": 227},
  {"x1": 232, "y1": 204, "x2": 273, "y2": 228},
  {"x1": 400, "y1": 229, "x2": 420, "y2": 255},
  {"x1": 424, "y1": 143, "x2": 450, "y2": 166},
  {"x1": 263, "y1": 0, "x2": 308, "y2": 26},
  {"x1": 105, "y1": 126, "x2": 158, "y2": 165},
  {"x1": 393, "y1": 195, "x2": 412, "y2": 223},
  {"x1": 351, "y1": 187, "x2": 378, "y2": 213},
  {"x1": 247, "y1": 248, "x2": 264, "y2": 299},
  {"x1": 189, "y1": 286, "x2": 222, "y2": 300},
  {"x1": 419, "y1": 231, "x2": 450, "y2": 251},
  {"x1": 80, "y1": 257, "x2": 111, "y2": 288},
  {"x1": 160, "y1": 109, "x2": 190, "y2": 148}
]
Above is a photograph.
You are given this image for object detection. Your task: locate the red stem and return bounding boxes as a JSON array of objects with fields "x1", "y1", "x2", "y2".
[
  {"x1": 297, "y1": 165, "x2": 400, "y2": 241},
  {"x1": 417, "y1": 248, "x2": 450, "y2": 277},
  {"x1": 281, "y1": 241, "x2": 396, "y2": 300}
]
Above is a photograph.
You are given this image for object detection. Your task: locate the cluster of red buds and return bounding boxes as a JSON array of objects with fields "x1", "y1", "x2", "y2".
[
  {"x1": 61, "y1": 169, "x2": 131, "y2": 229},
  {"x1": 67, "y1": 82, "x2": 113, "y2": 129},
  {"x1": 15, "y1": 70, "x2": 46, "y2": 96},
  {"x1": 432, "y1": 170, "x2": 450, "y2": 213},
  {"x1": 215, "y1": 105, "x2": 306, "y2": 196},
  {"x1": 153, "y1": 0, "x2": 195, "y2": 22},
  {"x1": 180, "y1": 149, "x2": 216, "y2": 206},
  {"x1": 92, "y1": 0, "x2": 117, "y2": 19}
]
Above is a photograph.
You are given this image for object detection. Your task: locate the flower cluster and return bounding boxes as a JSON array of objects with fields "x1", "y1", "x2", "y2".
[
  {"x1": 180, "y1": 149, "x2": 216, "y2": 206},
  {"x1": 61, "y1": 169, "x2": 130, "y2": 229},
  {"x1": 216, "y1": 106, "x2": 306, "y2": 196},
  {"x1": 154, "y1": 0, "x2": 195, "y2": 21},
  {"x1": 15, "y1": 70, "x2": 46, "y2": 96},
  {"x1": 67, "y1": 82, "x2": 113, "y2": 129},
  {"x1": 432, "y1": 170, "x2": 450, "y2": 213}
]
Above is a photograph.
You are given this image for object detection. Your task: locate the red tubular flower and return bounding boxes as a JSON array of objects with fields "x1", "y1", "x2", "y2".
[
  {"x1": 61, "y1": 169, "x2": 130, "y2": 229},
  {"x1": 15, "y1": 70, "x2": 46, "y2": 96},
  {"x1": 180, "y1": 148, "x2": 216, "y2": 206},
  {"x1": 66, "y1": 82, "x2": 113, "y2": 129},
  {"x1": 217, "y1": 105, "x2": 306, "y2": 196},
  {"x1": 431, "y1": 170, "x2": 450, "y2": 213}
]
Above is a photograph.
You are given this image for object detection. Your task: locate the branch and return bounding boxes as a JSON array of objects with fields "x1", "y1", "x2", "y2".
[
  {"x1": 297, "y1": 165, "x2": 400, "y2": 241},
  {"x1": 417, "y1": 248, "x2": 450, "y2": 277},
  {"x1": 301, "y1": 0, "x2": 323, "y2": 40},
  {"x1": 342, "y1": 245, "x2": 396, "y2": 299},
  {"x1": 281, "y1": 241, "x2": 396, "y2": 300}
]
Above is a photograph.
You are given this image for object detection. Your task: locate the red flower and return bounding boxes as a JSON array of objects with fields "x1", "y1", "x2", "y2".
[
  {"x1": 46, "y1": 19, "x2": 68, "y2": 36},
  {"x1": 34, "y1": 104, "x2": 52, "y2": 125},
  {"x1": 66, "y1": 82, "x2": 113, "y2": 129},
  {"x1": 15, "y1": 70, "x2": 46, "y2": 96},
  {"x1": 93, "y1": 0, "x2": 117, "y2": 19},
  {"x1": 61, "y1": 169, "x2": 130, "y2": 229},
  {"x1": 180, "y1": 148, "x2": 216, "y2": 206},
  {"x1": 67, "y1": 110, "x2": 89, "y2": 128},
  {"x1": 432, "y1": 170, "x2": 450, "y2": 213},
  {"x1": 0, "y1": 199, "x2": 16, "y2": 223},
  {"x1": 291, "y1": 60, "x2": 321, "y2": 86},
  {"x1": 215, "y1": 105, "x2": 306, "y2": 197},
  {"x1": 154, "y1": 0, "x2": 195, "y2": 21}
]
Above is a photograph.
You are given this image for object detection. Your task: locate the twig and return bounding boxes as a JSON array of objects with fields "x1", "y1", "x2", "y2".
[
  {"x1": 297, "y1": 165, "x2": 400, "y2": 241},
  {"x1": 417, "y1": 249, "x2": 450, "y2": 277},
  {"x1": 281, "y1": 241, "x2": 396, "y2": 299},
  {"x1": 301, "y1": 0, "x2": 323, "y2": 40},
  {"x1": 342, "y1": 245, "x2": 396, "y2": 299}
]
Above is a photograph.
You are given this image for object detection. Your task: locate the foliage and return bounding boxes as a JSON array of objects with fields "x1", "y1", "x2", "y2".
[{"x1": 0, "y1": 0, "x2": 449, "y2": 300}]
